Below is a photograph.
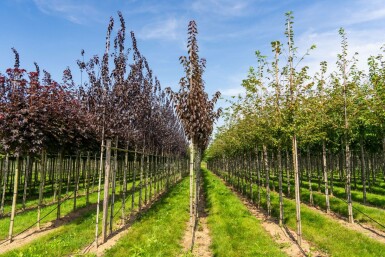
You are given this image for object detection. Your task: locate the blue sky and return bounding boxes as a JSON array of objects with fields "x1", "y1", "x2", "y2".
[{"x1": 1, "y1": 0, "x2": 385, "y2": 127}]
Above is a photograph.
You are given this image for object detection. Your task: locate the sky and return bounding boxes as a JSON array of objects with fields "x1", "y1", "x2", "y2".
[{"x1": 1, "y1": 0, "x2": 385, "y2": 128}]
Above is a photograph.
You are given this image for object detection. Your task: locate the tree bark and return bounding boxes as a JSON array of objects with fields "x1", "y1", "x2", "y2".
[
  {"x1": 9, "y1": 156, "x2": 19, "y2": 242},
  {"x1": 102, "y1": 139, "x2": 112, "y2": 243},
  {"x1": 293, "y1": 134, "x2": 302, "y2": 246}
]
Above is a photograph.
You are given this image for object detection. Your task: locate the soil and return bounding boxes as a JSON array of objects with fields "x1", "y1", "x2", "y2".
[{"x1": 181, "y1": 177, "x2": 212, "y2": 257}]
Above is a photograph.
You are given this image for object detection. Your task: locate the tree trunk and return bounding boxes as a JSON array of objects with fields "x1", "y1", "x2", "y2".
[
  {"x1": 293, "y1": 134, "x2": 302, "y2": 246},
  {"x1": 322, "y1": 140, "x2": 330, "y2": 213},
  {"x1": 37, "y1": 151, "x2": 47, "y2": 229},
  {"x1": 57, "y1": 152, "x2": 63, "y2": 219},
  {"x1": 109, "y1": 137, "x2": 118, "y2": 234},
  {"x1": 8, "y1": 156, "x2": 19, "y2": 242},
  {"x1": 278, "y1": 147, "x2": 284, "y2": 226},
  {"x1": 263, "y1": 144, "x2": 271, "y2": 217},
  {"x1": 360, "y1": 137, "x2": 367, "y2": 204},
  {"x1": 122, "y1": 144, "x2": 128, "y2": 225},
  {"x1": 102, "y1": 139, "x2": 112, "y2": 243},
  {"x1": 1, "y1": 154, "x2": 9, "y2": 216},
  {"x1": 307, "y1": 146, "x2": 313, "y2": 206},
  {"x1": 189, "y1": 141, "x2": 195, "y2": 224},
  {"x1": 22, "y1": 155, "x2": 30, "y2": 210},
  {"x1": 95, "y1": 140, "x2": 105, "y2": 248},
  {"x1": 345, "y1": 142, "x2": 354, "y2": 223}
]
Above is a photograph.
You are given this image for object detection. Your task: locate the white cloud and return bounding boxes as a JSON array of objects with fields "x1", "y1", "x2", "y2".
[
  {"x1": 220, "y1": 86, "x2": 245, "y2": 96},
  {"x1": 33, "y1": 0, "x2": 100, "y2": 24},
  {"x1": 191, "y1": 0, "x2": 251, "y2": 17},
  {"x1": 297, "y1": 28, "x2": 385, "y2": 77},
  {"x1": 138, "y1": 17, "x2": 180, "y2": 41}
]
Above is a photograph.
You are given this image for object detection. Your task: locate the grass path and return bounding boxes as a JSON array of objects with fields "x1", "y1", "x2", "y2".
[
  {"x1": 0, "y1": 177, "x2": 171, "y2": 256},
  {"x1": 103, "y1": 177, "x2": 190, "y2": 257},
  {"x1": 203, "y1": 168, "x2": 288, "y2": 257},
  {"x1": 223, "y1": 171, "x2": 385, "y2": 257}
]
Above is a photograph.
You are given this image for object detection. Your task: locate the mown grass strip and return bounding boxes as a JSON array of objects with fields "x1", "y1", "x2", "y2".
[
  {"x1": 250, "y1": 184, "x2": 385, "y2": 256},
  {"x1": 104, "y1": 177, "x2": 190, "y2": 257},
  {"x1": 203, "y1": 168, "x2": 287, "y2": 257},
  {"x1": 268, "y1": 178, "x2": 385, "y2": 231},
  {"x1": 0, "y1": 178, "x2": 164, "y2": 256},
  {"x1": 0, "y1": 178, "x2": 142, "y2": 240},
  {"x1": 222, "y1": 170, "x2": 385, "y2": 256}
]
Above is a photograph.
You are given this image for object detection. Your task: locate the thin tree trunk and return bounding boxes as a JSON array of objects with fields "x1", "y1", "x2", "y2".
[
  {"x1": 322, "y1": 140, "x2": 330, "y2": 213},
  {"x1": 346, "y1": 142, "x2": 354, "y2": 223},
  {"x1": 189, "y1": 142, "x2": 195, "y2": 225},
  {"x1": 95, "y1": 140, "x2": 105, "y2": 248},
  {"x1": 110, "y1": 137, "x2": 118, "y2": 234},
  {"x1": 122, "y1": 144, "x2": 128, "y2": 225},
  {"x1": 307, "y1": 146, "x2": 313, "y2": 205},
  {"x1": 1, "y1": 154, "x2": 9, "y2": 216},
  {"x1": 57, "y1": 152, "x2": 63, "y2": 219},
  {"x1": 131, "y1": 148, "x2": 137, "y2": 210},
  {"x1": 263, "y1": 144, "x2": 271, "y2": 217},
  {"x1": 8, "y1": 156, "x2": 19, "y2": 242},
  {"x1": 37, "y1": 151, "x2": 47, "y2": 229},
  {"x1": 278, "y1": 147, "x2": 284, "y2": 226},
  {"x1": 102, "y1": 139, "x2": 112, "y2": 243},
  {"x1": 360, "y1": 137, "x2": 367, "y2": 204},
  {"x1": 22, "y1": 155, "x2": 30, "y2": 210},
  {"x1": 293, "y1": 134, "x2": 302, "y2": 246},
  {"x1": 85, "y1": 152, "x2": 90, "y2": 205}
]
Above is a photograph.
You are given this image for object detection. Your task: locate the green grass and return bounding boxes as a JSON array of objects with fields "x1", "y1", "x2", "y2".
[
  {"x1": 104, "y1": 177, "x2": 190, "y2": 257},
  {"x1": 267, "y1": 177, "x2": 385, "y2": 232},
  {"x1": 0, "y1": 176, "x2": 152, "y2": 241},
  {"x1": 203, "y1": 168, "x2": 287, "y2": 257},
  {"x1": 1, "y1": 176, "x2": 173, "y2": 256},
  {"x1": 239, "y1": 171, "x2": 385, "y2": 231},
  {"x1": 219, "y1": 170, "x2": 385, "y2": 257}
]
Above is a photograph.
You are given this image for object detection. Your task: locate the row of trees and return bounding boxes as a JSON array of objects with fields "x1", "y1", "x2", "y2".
[
  {"x1": 207, "y1": 12, "x2": 385, "y2": 245},
  {"x1": 0, "y1": 12, "x2": 189, "y2": 243},
  {"x1": 0, "y1": 12, "x2": 187, "y2": 158}
]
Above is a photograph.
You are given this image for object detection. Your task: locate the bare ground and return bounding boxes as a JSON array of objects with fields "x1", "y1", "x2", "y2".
[
  {"x1": 0, "y1": 203, "x2": 97, "y2": 254},
  {"x1": 181, "y1": 178, "x2": 212, "y2": 257}
]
